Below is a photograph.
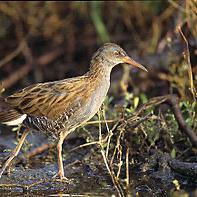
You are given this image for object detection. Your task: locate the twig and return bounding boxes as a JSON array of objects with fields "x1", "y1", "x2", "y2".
[
  {"x1": 126, "y1": 113, "x2": 151, "y2": 129},
  {"x1": 102, "y1": 105, "x2": 115, "y2": 158},
  {"x1": 69, "y1": 141, "x2": 100, "y2": 152},
  {"x1": 110, "y1": 127, "x2": 124, "y2": 167},
  {"x1": 100, "y1": 148, "x2": 125, "y2": 197},
  {"x1": 69, "y1": 131, "x2": 110, "y2": 153},
  {"x1": 26, "y1": 143, "x2": 54, "y2": 159},
  {"x1": 98, "y1": 108, "x2": 125, "y2": 197},
  {"x1": 116, "y1": 143, "x2": 123, "y2": 180},
  {"x1": 82, "y1": 119, "x2": 117, "y2": 126},
  {"x1": 177, "y1": 26, "x2": 196, "y2": 100},
  {"x1": 98, "y1": 109, "x2": 102, "y2": 142},
  {"x1": 105, "y1": 121, "x2": 119, "y2": 158},
  {"x1": 0, "y1": 179, "x2": 70, "y2": 192},
  {"x1": 125, "y1": 146, "x2": 130, "y2": 187},
  {"x1": 0, "y1": 183, "x2": 27, "y2": 190}
]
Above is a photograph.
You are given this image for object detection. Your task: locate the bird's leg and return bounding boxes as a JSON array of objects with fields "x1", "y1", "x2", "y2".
[
  {"x1": 0, "y1": 128, "x2": 29, "y2": 178},
  {"x1": 57, "y1": 132, "x2": 68, "y2": 180}
]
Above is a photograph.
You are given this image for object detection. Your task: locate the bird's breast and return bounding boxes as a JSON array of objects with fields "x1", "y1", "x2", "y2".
[
  {"x1": 68, "y1": 78, "x2": 110, "y2": 128},
  {"x1": 87, "y1": 79, "x2": 110, "y2": 114}
]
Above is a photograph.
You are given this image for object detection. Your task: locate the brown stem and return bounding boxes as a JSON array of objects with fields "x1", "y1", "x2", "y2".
[{"x1": 167, "y1": 94, "x2": 197, "y2": 147}]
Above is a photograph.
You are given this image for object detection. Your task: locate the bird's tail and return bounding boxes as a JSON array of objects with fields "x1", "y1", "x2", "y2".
[{"x1": 0, "y1": 96, "x2": 26, "y2": 126}]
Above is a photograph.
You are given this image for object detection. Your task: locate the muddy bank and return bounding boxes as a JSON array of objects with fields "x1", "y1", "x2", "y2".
[{"x1": 0, "y1": 132, "x2": 196, "y2": 196}]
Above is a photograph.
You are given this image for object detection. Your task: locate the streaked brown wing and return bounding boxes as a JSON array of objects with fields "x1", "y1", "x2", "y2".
[
  {"x1": 6, "y1": 76, "x2": 89, "y2": 120},
  {"x1": 0, "y1": 96, "x2": 22, "y2": 123}
]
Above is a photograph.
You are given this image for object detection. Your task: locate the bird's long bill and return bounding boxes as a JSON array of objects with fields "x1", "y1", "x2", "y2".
[{"x1": 123, "y1": 56, "x2": 148, "y2": 72}]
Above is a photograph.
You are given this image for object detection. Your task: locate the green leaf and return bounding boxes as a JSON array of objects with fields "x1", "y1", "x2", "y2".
[
  {"x1": 171, "y1": 148, "x2": 176, "y2": 158},
  {"x1": 134, "y1": 96, "x2": 139, "y2": 109}
]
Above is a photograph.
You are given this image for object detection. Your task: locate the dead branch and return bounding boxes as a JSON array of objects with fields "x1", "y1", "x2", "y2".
[
  {"x1": 169, "y1": 159, "x2": 197, "y2": 177},
  {"x1": 26, "y1": 143, "x2": 53, "y2": 159},
  {"x1": 145, "y1": 150, "x2": 197, "y2": 178},
  {"x1": 167, "y1": 95, "x2": 197, "y2": 147}
]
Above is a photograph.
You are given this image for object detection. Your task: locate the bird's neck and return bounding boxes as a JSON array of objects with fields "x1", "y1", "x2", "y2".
[{"x1": 89, "y1": 62, "x2": 112, "y2": 81}]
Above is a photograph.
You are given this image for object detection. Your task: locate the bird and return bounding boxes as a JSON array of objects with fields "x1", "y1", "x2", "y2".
[{"x1": 0, "y1": 43, "x2": 147, "y2": 180}]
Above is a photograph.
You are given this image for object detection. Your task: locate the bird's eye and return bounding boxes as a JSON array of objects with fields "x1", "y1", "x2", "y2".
[{"x1": 114, "y1": 51, "x2": 119, "y2": 56}]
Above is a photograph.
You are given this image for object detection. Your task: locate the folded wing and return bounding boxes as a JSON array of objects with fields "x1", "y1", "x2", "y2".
[{"x1": 0, "y1": 76, "x2": 89, "y2": 125}]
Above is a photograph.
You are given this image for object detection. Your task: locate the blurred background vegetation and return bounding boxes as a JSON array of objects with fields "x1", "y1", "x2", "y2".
[{"x1": 0, "y1": 1, "x2": 196, "y2": 101}]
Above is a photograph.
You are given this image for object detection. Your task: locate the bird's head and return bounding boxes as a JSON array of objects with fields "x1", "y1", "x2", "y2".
[{"x1": 90, "y1": 43, "x2": 147, "y2": 72}]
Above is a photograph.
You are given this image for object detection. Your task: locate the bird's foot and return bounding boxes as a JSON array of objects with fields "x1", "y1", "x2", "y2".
[{"x1": 52, "y1": 173, "x2": 72, "y2": 183}]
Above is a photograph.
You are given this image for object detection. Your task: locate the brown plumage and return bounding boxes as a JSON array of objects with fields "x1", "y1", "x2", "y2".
[
  {"x1": 4, "y1": 76, "x2": 90, "y2": 120},
  {"x1": 0, "y1": 43, "x2": 147, "y2": 180}
]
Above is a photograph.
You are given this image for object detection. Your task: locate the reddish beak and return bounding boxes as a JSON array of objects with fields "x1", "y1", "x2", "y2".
[{"x1": 122, "y1": 56, "x2": 148, "y2": 72}]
